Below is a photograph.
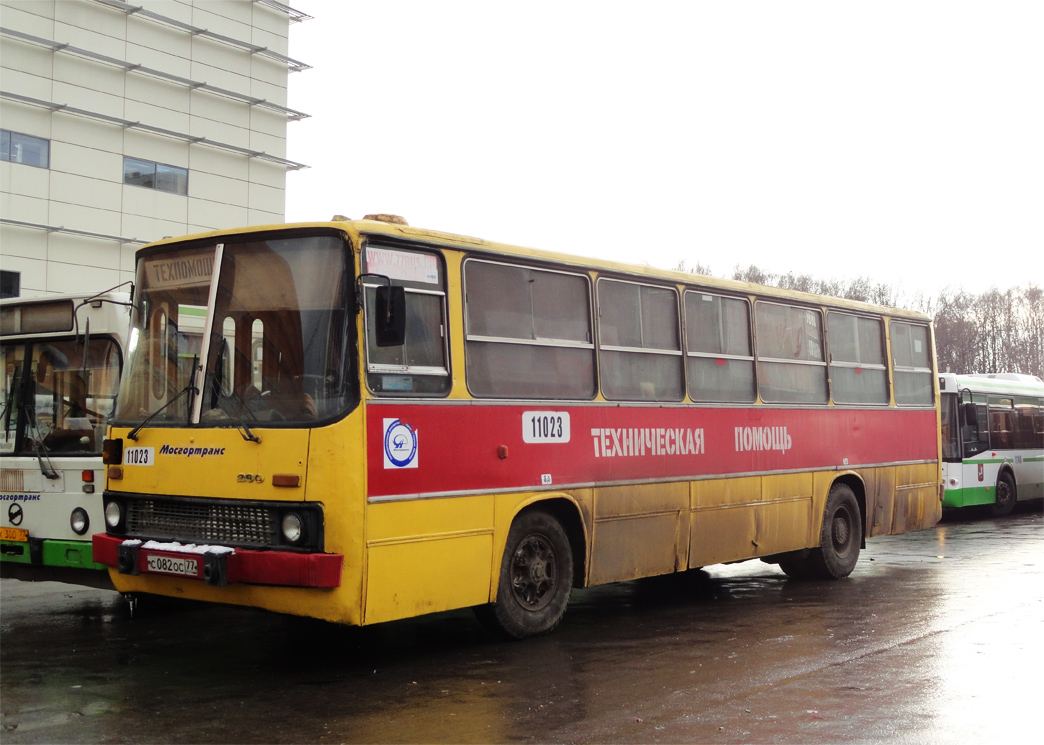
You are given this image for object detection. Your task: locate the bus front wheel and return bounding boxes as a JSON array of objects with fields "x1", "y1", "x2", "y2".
[
  {"x1": 991, "y1": 472, "x2": 1017, "y2": 517},
  {"x1": 476, "y1": 510, "x2": 573, "y2": 639},
  {"x1": 805, "y1": 484, "x2": 862, "y2": 580}
]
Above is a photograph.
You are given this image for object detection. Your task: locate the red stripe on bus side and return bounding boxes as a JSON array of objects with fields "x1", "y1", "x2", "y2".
[{"x1": 366, "y1": 405, "x2": 938, "y2": 498}]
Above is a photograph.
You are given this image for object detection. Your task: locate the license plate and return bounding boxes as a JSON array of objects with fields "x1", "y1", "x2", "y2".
[
  {"x1": 146, "y1": 554, "x2": 199, "y2": 577},
  {"x1": 0, "y1": 527, "x2": 28, "y2": 542}
]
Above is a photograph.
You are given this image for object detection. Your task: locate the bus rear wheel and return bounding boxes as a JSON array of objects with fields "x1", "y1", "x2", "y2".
[
  {"x1": 476, "y1": 510, "x2": 573, "y2": 640},
  {"x1": 805, "y1": 483, "x2": 862, "y2": 580},
  {"x1": 991, "y1": 472, "x2": 1017, "y2": 517}
]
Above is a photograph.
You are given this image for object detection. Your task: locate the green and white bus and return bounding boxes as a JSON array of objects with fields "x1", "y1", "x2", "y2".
[
  {"x1": 1, "y1": 291, "x2": 130, "y2": 587},
  {"x1": 940, "y1": 373, "x2": 1044, "y2": 516}
]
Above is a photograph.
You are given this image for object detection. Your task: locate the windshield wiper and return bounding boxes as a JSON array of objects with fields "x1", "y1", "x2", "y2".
[
  {"x1": 200, "y1": 342, "x2": 260, "y2": 443},
  {"x1": 209, "y1": 380, "x2": 261, "y2": 444},
  {"x1": 126, "y1": 383, "x2": 198, "y2": 442},
  {"x1": 22, "y1": 400, "x2": 59, "y2": 480}
]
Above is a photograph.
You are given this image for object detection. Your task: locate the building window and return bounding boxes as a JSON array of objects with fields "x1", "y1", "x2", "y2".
[
  {"x1": 1, "y1": 270, "x2": 20, "y2": 299},
  {"x1": 123, "y1": 156, "x2": 188, "y2": 195},
  {"x1": 1, "y1": 130, "x2": 50, "y2": 168}
]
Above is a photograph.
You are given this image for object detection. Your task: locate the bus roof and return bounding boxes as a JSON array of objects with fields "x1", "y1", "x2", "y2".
[
  {"x1": 1, "y1": 291, "x2": 131, "y2": 338},
  {"x1": 0, "y1": 290, "x2": 130, "y2": 306},
  {"x1": 940, "y1": 372, "x2": 1044, "y2": 397},
  {"x1": 137, "y1": 216, "x2": 932, "y2": 321}
]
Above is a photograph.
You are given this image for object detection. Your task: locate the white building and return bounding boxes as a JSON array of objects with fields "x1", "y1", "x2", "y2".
[{"x1": 0, "y1": 0, "x2": 310, "y2": 298}]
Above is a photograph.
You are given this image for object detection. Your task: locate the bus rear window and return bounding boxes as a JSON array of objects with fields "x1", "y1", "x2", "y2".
[{"x1": 892, "y1": 322, "x2": 933, "y2": 406}]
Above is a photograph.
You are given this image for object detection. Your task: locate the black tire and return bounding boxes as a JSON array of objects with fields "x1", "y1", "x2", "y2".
[
  {"x1": 475, "y1": 510, "x2": 573, "y2": 640},
  {"x1": 805, "y1": 483, "x2": 862, "y2": 580},
  {"x1": 990, "y1": 471, "x2": 1017, "y2": 517}
]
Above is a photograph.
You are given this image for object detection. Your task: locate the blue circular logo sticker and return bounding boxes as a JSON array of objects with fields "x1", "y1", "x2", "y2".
[{"x1": 383, "y1": 419, "x2": 418, "y2": 468}]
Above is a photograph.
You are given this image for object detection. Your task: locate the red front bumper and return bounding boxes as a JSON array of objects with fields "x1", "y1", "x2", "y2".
[{"x1": 92, "y1": 534, "x2": 342, "y2": 588}]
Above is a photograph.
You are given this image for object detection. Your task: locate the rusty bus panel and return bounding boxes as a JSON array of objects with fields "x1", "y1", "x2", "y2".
[
  {"x1": 588, "y1": 483, "x2": 688, "y2": 586},
  {"x1": 690, "y1": 477, "x2": 759, "y2": 567},
  {"x1": 760, "y1": 472, "x2": 814, "y2": 502},
  {"x1": 589, "y1": 511, "x2": 686, "y2": 586},
  {"x1": 749, "y1": 473, "x2": 814, "y2": 558},
  {"x1": 753, "y1": 499, "x2": 813, "y2": 557},
  {"x1": 593, "y1": 482, "x2": 688, "y2": 518},
  {"x1": 870, "y1": 467, "x2": 897, "y2": 538},
  {"x1": 890, "y1": 462, "x2": 940, "y2": 533},
  {"x1": 893, "y1": 486, "x2": 938, "y2": 533},
  {"x1": 856, "y1": 468, "x2": 880, "y2": 538},
  {"x1": 693, "y1": 476, "x2": 761, "y2": 509},
  {"x1": 690, "y1": 505, "x2": 757, "y2": 567}
]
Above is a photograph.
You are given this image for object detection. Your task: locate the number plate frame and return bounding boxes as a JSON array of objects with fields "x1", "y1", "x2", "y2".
[
  {"x1": 0, "y1": 527, "x2": 29, "y2": 542},
  {"x1": 145, "y1": 553, "x2": 200, "y2": 578}
]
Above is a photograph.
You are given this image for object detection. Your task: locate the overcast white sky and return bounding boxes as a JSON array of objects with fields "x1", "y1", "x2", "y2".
[{"x1": 284, "y1": 1, "x2": 1043, "y2": 300}]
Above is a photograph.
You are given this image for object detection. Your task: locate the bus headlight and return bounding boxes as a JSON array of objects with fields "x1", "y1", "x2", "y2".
[
  {"x1": 281, "y1": 513, "x2": 304, "y2": 544},
  {"x1": 70, "y1": 508, "x2": 90, "y2": 535},
  {"x1": 104, "y1": 501, "x2": 122, "y2": 529}
]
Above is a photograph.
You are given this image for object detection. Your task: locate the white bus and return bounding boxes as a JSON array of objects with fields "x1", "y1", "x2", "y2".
[
  {"x1": 939, "y1": 373, "x2": 1044, "y2": 516},
  {"x1": 1, "y1": 292, "x2": 131, "y2": 587}
]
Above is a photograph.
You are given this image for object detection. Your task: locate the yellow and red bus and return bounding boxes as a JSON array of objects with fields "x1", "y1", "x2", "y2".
[{"x1": 93, "y1": 216, "x2": 942, "y2": 638}]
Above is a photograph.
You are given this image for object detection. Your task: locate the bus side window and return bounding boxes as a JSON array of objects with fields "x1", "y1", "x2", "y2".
[
  {"x1": 364, "y1": 286, "x2": 450, "y2": 396},
  {"x1": 464, "y1": 260, "x2": 595, "y2": 400},
  {"x1": 988, "y1": 404, "x2": 1014, "y2": 450},
  {"x1": 754, "y1": 302, "x2": 828, "y2": 404},
  {"x1": 684, "y1": 292, "x2": 756, "y2": 403},
  {"x1": 989, "y1": 410, "x2": 1012, "y2": 449},
  {"x1": 597, "y1": 279, "x2": 683, "y2": 402},
  {"x1": 827, "y1": 312, "x2": 888, "y2": 405},
  {"x1": 1014, "y1": 398, "x2": 1044, "y2": 450}
]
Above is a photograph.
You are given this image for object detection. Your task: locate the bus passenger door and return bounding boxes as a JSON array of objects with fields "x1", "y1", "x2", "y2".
[{"x1": 961, "y1": 401, "x2": 991, "y2": 506}]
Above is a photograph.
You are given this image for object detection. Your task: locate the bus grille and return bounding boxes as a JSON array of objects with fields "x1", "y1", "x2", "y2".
[
  {"x1": 126, "y1": 499, "x2": 279, "y2": 548},
  {"x1": 1, "y1": 469, "x2": 27, "y2": 492}
]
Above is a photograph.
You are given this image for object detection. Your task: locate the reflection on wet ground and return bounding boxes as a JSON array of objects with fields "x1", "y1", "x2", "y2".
[{"x1": 2, "y1": 502, "x2": 1040, "y2": 743}]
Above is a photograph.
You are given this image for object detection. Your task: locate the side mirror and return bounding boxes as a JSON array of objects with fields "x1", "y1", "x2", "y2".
[
  {"x1": 963, "y1": 402, "x2": 979, "y2": 427},
  {"x1": 374, "y1": 285, "x2": 406, "y2": 347}
]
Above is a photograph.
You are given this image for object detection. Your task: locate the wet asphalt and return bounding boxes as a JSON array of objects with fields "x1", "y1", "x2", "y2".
[{"x1": 1, "y1": 502, "x2": 1041, "y2": 744}]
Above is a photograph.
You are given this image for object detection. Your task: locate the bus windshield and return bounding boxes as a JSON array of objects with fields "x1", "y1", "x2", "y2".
[
  {"x1": 115, "y1": 232, "x2": 355, "y2": 427},
  {"x1": 1, "y1": 337, "x2": 121, "y2": 456}
]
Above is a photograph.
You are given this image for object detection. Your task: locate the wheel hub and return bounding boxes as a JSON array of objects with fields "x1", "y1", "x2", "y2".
[
  {"x1": 510, "y1": 534, "x2": 557, "y2": 611},
  {"x1": 833, "y1": 516, "x2": 850, "y2": 546}
]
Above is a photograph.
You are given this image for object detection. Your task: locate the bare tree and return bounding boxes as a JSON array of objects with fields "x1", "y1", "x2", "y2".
[
  {"x1": 674, "y1": 259, "x2": 715, "y2": 276},
  {"x1": 934, "y1": 290, "x2": 979, "y2": 374},
  {"x1": 677, "y1": 259, "x2": 1044, "y2": 378}
]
